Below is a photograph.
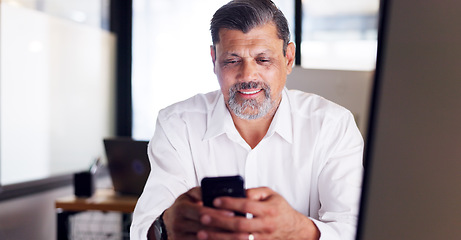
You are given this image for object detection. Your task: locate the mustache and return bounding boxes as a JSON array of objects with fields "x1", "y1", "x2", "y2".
[
  {"x1": 233, "y1": 81, "x2": 262, "y2": 91},
  {"x1": 229, "y1": 81, "x2": 271, "y2": 97}
]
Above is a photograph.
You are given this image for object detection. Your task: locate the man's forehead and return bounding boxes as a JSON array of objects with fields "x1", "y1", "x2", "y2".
[
  {"x1": 215, "y1": 24, "x2": 283, "y2": 54},
  {"x1": 217, "y1": 23, "x2": 279, "y2": 42}
]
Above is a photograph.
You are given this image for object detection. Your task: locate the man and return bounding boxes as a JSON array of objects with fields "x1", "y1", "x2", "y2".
[{"x1": 131, "y1": 0, "x2": 363, "y2": 239}]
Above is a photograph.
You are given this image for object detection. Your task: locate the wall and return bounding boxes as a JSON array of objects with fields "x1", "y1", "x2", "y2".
[
  {"x1": 1, "y1": 3, "x2": 115, "y2": 185},
  {"x1": 287, "y1": 67, "x2": 374, "y2": 139},
  {"x1": 0, "y1": 185, "x2": 73, "y2": 240},
  {"x1": 0, "y1": 3, "x2": 115, "y2": 240},
  {"x1": 0, "y1": 177, "x2": 112, "y2": 240}
]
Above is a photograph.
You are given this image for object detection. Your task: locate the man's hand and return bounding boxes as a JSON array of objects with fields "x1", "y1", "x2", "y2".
[
  {"x1": 162, "y1": 187, "x2": 203, "y2": 240},
  {"x1": 197, "y1": 187, "x2": 320, "y2": 240},
  {"x1": 148, "y1": 187, "x2": 235, "y2": 240}
]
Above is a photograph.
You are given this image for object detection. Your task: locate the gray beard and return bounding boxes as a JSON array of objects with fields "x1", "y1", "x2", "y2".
[{"x1": 227, "y1": 81, "x2": 274, "y2": 120}]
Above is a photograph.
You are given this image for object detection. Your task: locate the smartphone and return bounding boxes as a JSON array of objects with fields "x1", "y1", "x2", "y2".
[{"x1": 201, "y1": 175, "x2": 246, "y2": 216}]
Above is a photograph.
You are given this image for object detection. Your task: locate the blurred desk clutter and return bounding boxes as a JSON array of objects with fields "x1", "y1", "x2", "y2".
[
  {"x1": 56, "y1": 189, "x2": 138, "y2": 240},
  {"x1": 56, "y1": 138, "x2": 150, "y2": 240},
  {"x1": 56, "y1": 188, "x2": 137, "y2": 213}
]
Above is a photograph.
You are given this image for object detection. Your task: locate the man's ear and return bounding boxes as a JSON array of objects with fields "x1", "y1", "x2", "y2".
[
  {"x1": 285, "y1": 42, "x2": 296, "y2": 75},
  {"x1": 210, "y1": 45, "x2": 216, "y2": 73}
]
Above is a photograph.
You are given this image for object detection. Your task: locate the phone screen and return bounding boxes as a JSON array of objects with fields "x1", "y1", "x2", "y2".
[{"x1": 201, "y1": 175, "x2": 246, "y2": 216}]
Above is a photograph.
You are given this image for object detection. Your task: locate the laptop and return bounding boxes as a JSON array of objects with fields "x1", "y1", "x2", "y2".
[{"x1": 103, "y1": 138, "x2": 151, "y2": 196}]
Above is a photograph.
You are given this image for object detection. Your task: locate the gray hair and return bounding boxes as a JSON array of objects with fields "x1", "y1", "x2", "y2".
[{"x1": 210, "y1": 0, "x2": 290, "y2": 55}]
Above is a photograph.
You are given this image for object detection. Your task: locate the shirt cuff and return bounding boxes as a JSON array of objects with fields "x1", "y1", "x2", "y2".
[
  {"x1": 130, "y1": 218, "x2": 155, "y2": 240},
  {"x1": 309, "y1": 217, "x2": 340, "y2": 240}
]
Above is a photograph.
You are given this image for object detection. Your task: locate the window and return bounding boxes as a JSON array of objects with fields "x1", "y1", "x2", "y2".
[
  {"x1": 301, "y1": 0, "x2": 379, "y2": 70},
  {"x1": 0, "y1": 0, "x2": 114, "y2": 186}
]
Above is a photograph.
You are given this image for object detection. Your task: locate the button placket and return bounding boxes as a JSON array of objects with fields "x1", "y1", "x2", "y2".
[{"x1": 244, "y1": 150, "x2": 258, "y2": 189}]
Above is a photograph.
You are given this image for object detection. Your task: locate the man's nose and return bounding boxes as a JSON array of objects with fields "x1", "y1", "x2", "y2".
[{"x1": 239, "y1": 60, "x2": 258, "y2": 82}]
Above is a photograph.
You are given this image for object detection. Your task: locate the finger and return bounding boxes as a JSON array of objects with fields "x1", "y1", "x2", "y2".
[
  {"x1": 171, "y1": 211, "x2": 241, "y2": 237},
  {"x1": 173, "y1": 232, "x2": 201, "y2": 240},
  {"x1": 167, "y1": 206, "x2": 229, "y2": 237},
  {"x1": 184, "y1": 186, "x2": 203, "y2": 202},
  {"x1": 203, "y1": 211, "x2": 278, "y2": 234},
  {"x1": 172, "y1": 199, "x2": 203, "y2": 222},
  {"x1": 201, "y1": 210, "x2": 257, "y2": 232},
  {"x1": 246, "y1": 187, "x2": 274, "y2": 201},
  {"x1": 197, "y1": 230, "x2": 253, "y2": 240},
  {"x1": 201, "y1": 206, "x2": 236, "y2": 218},
  {"x1": 179, "y1": 202, "x2": 236, "y2": 226},
  {"x1": 173, "y1": 186, "x2": 212, "y2": 222},
  {"x1": 214, "y1": 196, "x2": 268, "y2": 217}
]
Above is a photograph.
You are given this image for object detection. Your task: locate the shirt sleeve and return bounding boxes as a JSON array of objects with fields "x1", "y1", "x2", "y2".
[
  {"x1": 314, "y1": 110, "x2": 364, "y2": 240},
  {"x1": 130, "y1": 114, "x2": 196, "y2": 240}
]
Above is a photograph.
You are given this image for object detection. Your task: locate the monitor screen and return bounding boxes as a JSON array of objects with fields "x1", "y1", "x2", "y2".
[{"x1": 357, "y1": 0, "x2": 461, "y2": 239}]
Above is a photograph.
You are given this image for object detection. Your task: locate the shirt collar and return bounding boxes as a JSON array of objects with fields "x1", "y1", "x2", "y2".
[
  {"x1": 266, "y1": 88, "x2": 293, "y2": 144},
  {"x1": 203, "y1": 88, "x2": 293, "y2": 144},
  {"x1": 203, "y1": 93, "x2": 236, "y2": 141}
]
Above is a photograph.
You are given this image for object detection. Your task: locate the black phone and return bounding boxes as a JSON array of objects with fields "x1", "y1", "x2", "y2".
[{"x1": 201, "y1": 175, "x2": 246, "y2": 216}]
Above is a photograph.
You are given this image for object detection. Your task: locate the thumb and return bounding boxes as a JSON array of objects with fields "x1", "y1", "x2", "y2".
[
  {"x1": 246, "y1": 187, "x2": 274, "y2": 201},
  {"x1": 185, "y1": 187, "x2": 203, "y2": 203}
]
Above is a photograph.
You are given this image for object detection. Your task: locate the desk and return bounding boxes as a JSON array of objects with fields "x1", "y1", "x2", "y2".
[{"x1": 55, "y1": 189, "x2": 138, "y2": 240}]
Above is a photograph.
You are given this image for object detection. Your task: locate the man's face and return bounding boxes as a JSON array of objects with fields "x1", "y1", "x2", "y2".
[{"x1": 211, "y1": 23, "x2": 295, "y2": 120}]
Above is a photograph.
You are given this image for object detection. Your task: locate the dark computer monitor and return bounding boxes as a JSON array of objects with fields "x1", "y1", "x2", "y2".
[
  {"x1": 104, "y1": 138, "x2": 151, "y2": 196},
  {"x1": 356, "y1": 0, "x2": 461, "y2": 239}
]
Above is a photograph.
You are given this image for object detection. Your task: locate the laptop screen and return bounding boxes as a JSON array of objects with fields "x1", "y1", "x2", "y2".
[{"x1": 103, "y1": 138, "x2": 150, "y2": 196}]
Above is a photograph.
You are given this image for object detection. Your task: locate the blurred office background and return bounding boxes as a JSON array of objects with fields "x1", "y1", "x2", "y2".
[{"x1": 0, "y1": 0, "x2": 378, "y2": 239}]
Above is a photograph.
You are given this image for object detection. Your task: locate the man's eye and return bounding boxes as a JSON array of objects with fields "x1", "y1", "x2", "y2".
[
  {"x1": 258, "y1": 58, "x2": 270, "y2": 63},
  {"x1": 224, "y1": 59, "x2": 239, "y2": 64}
]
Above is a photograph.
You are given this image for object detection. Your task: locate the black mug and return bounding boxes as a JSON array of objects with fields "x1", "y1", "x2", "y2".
[{"x1": 73, "y1": 171, "x2": 94, "y2": 197}]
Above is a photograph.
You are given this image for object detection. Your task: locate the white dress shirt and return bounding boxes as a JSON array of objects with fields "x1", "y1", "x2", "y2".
[{"x1": 131, "y1": 88, "x2": 364, "y2": 240}]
